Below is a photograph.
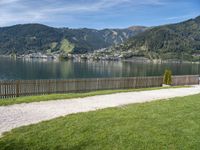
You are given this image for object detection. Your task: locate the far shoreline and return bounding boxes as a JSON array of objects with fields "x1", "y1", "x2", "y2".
[{"x1": 0, "y1": 54, "x2": 200, "y2": 65}]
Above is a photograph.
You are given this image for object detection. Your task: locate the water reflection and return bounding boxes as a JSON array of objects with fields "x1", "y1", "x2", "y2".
[{"x1": 0, "y1": 57, "x2": 199, "y2": 80}]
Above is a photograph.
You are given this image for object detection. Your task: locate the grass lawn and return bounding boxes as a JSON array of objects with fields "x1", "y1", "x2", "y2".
[
  {"x1": 1, "y1": 93, "x2": 200, "y2": 149},
  {"x1": 0, "y1": 86, "x2": 188, "y2": 106}
]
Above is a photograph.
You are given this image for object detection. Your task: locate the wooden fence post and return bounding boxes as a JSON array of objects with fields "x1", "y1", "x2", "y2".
[{"x1": 16, "y1": 80, "x2": 20, "y2": 97}]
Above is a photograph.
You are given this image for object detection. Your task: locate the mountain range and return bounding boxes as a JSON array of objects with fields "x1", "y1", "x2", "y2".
[
  {"x1": 103, "y1": 16, "x2": 200, "y2": 61},
  {"x1": 0, "y1": 24, "x2": 147, "y2": 55},
  {"x1": 0, "y1": 16, "x2": 200, "y2": 61}
]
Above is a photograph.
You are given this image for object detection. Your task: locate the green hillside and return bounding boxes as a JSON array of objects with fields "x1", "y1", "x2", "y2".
[
  {"x1": 0, "y1": 24, "x2": 146, "y2": 55},
  {"x1": 105, "y1": 16, "x2": 200, "y2": 61}
]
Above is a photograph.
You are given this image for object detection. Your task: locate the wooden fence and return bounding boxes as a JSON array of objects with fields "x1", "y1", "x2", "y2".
[
  {"x1": 0, "y1": 75, "x2": 199, "y2": 99},
  {"x1": 172, "y1": 75, "x2": 199, "y2": 86}
]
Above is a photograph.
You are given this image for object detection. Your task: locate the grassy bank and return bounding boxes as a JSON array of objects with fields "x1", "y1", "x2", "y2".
[
  {"x1": 0, "y1": 86, "x2": 188, "y2": 106},
  {"x1": 1, "y1": 93, "x2": 200, "y2": 149}
]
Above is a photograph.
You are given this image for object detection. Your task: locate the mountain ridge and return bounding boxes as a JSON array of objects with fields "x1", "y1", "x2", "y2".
[
  {"x1": 100, "y1": 16, "x2": 200, "y2": 61},
  {"x1": 0, "y1": 24, "x2": 147, "y2": 55}
]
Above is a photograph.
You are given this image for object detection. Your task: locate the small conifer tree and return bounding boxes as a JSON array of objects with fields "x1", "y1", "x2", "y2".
[{"x1": 163, "y1": 69, "x2": 172, "y2": 85}]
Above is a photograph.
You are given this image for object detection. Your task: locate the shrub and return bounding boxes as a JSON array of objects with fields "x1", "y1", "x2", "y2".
[{"x1": 163, "y1": 69, "x2": 172, "y2": 85}]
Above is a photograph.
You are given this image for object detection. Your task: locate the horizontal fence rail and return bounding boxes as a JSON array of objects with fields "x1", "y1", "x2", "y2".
[{"x1": 0, "y1": 75, "x2": 199, "y2": 99}]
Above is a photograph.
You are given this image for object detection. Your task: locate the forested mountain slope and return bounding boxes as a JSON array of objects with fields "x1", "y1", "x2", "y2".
[
  {"x1": 105, "y1": 16, "x2": 200, "y2": 60},
  {"x1": 0, "y1": 24, "x2": 147, "y2": 55}
]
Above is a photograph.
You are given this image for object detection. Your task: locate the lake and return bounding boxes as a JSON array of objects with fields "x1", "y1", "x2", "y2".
[{"x1": 0, "y1": 57, "x2": 199, "y2": 80}]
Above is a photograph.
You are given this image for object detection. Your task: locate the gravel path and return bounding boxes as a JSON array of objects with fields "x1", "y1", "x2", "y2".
[{"x1": 0, "y1": 86, "x2": 200, "y2": 136}]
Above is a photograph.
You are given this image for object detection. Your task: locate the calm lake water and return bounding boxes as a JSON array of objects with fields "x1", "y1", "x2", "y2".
[{"x1": 0, "y1": 57, "x2": 199, "y2": 80}]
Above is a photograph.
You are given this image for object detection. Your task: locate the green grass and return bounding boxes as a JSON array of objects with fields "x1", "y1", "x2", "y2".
[
  {"x1": 0, "y1": 86, "x2": 187, "y2": 106},
  {"x1": 1, "y1": 93, "x2": 200, "y2": 149},
  {"x1": 60, "y1": 38, "x2": 74, "y2": 53}
]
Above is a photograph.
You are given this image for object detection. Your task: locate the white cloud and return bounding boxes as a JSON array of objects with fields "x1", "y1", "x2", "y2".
[
  {"x1": 0, "y1": 0, "x2": 20, "y2": 5},
  {"x1": 0, "y1": 0, "x2": 164, "y2": 26},
  {"x1": 166, "y1": 13, "x2": 198, "y2": 21},
  {"x1": 43, "y1": 0, "x2": 132, "y2": 13},
  {"x1": 43, "y1": 0, "x2": 164, "y2": 13},
  {"x1": 140, "y1": 0, "x2": 166, "y2": 5}
]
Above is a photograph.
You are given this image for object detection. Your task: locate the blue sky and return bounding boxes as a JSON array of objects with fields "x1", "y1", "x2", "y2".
[{"x1": 0, "y1": 0, "x2": 199, "y2": 29}]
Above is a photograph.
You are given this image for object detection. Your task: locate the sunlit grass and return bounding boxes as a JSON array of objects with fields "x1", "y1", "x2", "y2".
[{"x1": 0, "y1": 93, "x2": 200, "y2": 149}]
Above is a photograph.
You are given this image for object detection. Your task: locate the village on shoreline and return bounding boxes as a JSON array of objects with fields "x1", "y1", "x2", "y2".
[{"x1": 1, "y1": 51, "x2": 198, "y2": 64}]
